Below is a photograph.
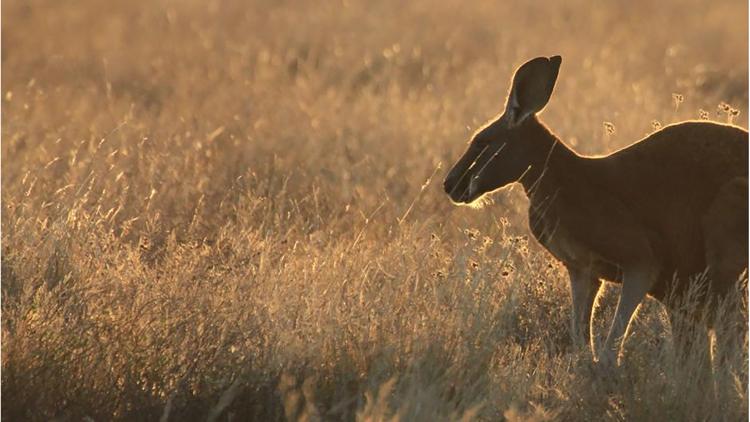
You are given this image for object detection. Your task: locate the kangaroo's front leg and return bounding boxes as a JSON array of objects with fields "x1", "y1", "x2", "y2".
[
  {"x1": 567, "y1": 265, "x2": 601, "y2": 354},
  {"x1": 599, "y1": 264, "x2": 658, "y2": 366}
]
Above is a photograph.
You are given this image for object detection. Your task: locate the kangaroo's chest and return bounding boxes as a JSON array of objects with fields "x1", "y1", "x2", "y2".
[
  {"x1": 527, "y1": 189, "x2": 629, "y2": 283},
  {"x1": 529, "y1": 208, "x2": 578, "y2": 264},
  {"x1": 528, "y1": 197, "x2": 578, "y2": 262},
  {"x1": 529, "y1": 205, "x2": 622, "y2": 282},
  {"x1": 527, "y1": 192, "x2": 606, "y2": 269}
]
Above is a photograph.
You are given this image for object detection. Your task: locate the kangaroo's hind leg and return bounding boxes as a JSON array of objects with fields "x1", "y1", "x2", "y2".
[
  {"x1": 701, "y1": 177, "x2": 748, "y2": 399},
  {"x1": 702, "y1": 177, "x2": 747, "y2": 337},
  {"x1": 702, "y1": 177, "x2": 748, "y2": 298}
]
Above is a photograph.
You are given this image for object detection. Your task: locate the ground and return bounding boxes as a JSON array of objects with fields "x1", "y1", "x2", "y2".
[{"x1": 2, "y1": 0, "x2": 748, "y2": 420}]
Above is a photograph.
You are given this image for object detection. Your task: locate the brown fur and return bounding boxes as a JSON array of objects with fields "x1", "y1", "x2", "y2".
[{"x1": 444, "y1": 56, "x2": 748, "y2": 365}]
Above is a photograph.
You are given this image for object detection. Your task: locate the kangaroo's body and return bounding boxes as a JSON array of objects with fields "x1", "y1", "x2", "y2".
[
  {"x1": 525, "y1": 120, "x2": 747, "y2": 301},
  {"x1": 443, "y1": 56, "x2": 748, "y2": 365}
]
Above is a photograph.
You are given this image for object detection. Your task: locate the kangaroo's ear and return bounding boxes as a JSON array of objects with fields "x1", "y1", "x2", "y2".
[{"x1": 505, "y1": 55, "x2": 561, "y2": 126}]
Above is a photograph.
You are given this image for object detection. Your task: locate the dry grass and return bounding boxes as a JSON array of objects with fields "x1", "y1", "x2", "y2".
[{"x1": 2, "y1": 0, "x2": 748, "y2": 420}]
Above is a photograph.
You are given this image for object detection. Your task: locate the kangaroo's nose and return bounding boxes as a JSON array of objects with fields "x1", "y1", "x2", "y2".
[
  {"x1": 468, "y1": 176, "x2": 479, "y2": 197},
  {"x1": 443, "y1": 176, "x2": 454, "y2": 195}
]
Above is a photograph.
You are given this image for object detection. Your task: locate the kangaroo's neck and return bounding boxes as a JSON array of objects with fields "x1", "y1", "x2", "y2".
[{"x1": 517, "y1": 118, "x2": 580, "y2": 197}]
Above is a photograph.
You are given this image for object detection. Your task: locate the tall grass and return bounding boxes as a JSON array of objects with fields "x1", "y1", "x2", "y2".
[{"x1": 2, "y1": 0, "x2": 748, "y2": 420}]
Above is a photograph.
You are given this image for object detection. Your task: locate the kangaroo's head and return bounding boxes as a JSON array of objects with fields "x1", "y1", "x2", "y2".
[{"x1": 443, "y1": 55, "x2": 562, "y2": 204}]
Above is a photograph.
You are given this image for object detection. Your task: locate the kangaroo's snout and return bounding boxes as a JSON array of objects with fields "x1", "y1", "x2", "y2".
[
  {"x1": 443, "y1": 171, "x2": 471, "y2": 203},
  {"x1": 467, "y1": 175, "x2": 479, "y2": 199},
  {"x1": 442, "y1": 175, "x2": 454, "y2": 196},
  {"x1": 443, "y1": 172, "x2": 460, "y2": 201}
]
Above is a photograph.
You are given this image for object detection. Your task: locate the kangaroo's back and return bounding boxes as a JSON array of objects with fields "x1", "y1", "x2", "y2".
[
  {"x1": 603, "y1": 121, "x2": 747, "y2": 187},
  {"x1": 590, "y1": 121, "x2": 748, "y2": 284},
  {"x1": 594, "y1": 121, "x2": 746, "y2": 222}
]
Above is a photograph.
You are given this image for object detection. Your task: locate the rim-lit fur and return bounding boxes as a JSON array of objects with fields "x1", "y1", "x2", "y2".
[{"x1": 444, "y1": 56, "x2": 748, "y2": 366}]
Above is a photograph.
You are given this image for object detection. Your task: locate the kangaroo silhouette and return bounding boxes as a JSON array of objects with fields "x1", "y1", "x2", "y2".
[{"x1": 444, "y1": 55, "x2": 748, "y2": 365}]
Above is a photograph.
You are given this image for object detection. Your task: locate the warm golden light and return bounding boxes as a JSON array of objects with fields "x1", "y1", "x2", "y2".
[{"x1": 2, "y1": 0, "x2": 747, "y2": 420}]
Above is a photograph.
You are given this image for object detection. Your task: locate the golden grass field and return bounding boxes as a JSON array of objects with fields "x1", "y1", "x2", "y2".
[{"x1": 2, "y1": 0, "x2": 749, "y2": 420}]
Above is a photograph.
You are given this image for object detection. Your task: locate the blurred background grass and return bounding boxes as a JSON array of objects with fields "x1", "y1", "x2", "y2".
[{"x1": 2, "y1": 0, "x2": 748, "y2": 420}]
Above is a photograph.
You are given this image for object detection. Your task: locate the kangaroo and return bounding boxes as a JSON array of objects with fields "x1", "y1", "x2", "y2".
[{"x1": 443, "y1": 55, "x2": 748, "y2": 365}]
